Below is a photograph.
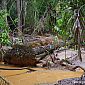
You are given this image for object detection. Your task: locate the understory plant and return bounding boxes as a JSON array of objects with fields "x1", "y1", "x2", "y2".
[
  {"x1": 0, "y1": 10, "x2": 11, "y2": 60},
  {"x1": 0, "y1": 10, "x2": 11, "y2": 46}
]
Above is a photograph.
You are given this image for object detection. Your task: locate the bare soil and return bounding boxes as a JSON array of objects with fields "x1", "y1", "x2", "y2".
[
  {"x1": 0, "y1": 66, "x2": 83, "y2": 85},
  {"x1": 0, "y1": 49, "x2": 85, "y2": 85}
]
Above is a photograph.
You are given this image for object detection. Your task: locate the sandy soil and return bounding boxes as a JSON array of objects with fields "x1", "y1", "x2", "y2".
[{"x1": 0, "y1": 66, "x2": 84, "y2": 85}]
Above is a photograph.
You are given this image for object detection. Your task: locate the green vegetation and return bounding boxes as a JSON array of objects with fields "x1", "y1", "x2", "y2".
[
  {"x1": 0, "y1": 0, "x2": 85, "y2": 61},
  {"x1": 0, "y1": 10, "x2": 10, "y2": 46}
]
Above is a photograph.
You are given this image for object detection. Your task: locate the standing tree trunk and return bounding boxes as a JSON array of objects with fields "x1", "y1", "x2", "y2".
[
  {"x1": 65, "y1": 40, "x2": 67, "y2": 60},
  {"x1": 16, "y1": 0, "x2": 26, "y2": 44},
  {"x1": 16, "y1": 0, "x2": 22, "y2": 31},
  {"x1": 78, "y1": 28, "x2": 82, "y2": 61},
  {"x1": 23, "y1": 0, "x2": 27, "y2": 29},
  {"x1": 16, "y1": 0, "x2": 25, "y2": 38},
  {"x1": 74, "y1": 9, "x2": 82, "y2": 62}
]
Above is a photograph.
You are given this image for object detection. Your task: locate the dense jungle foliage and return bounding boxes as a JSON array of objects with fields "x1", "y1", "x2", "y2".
[{"x1": 0, "y1": 0, "x2": 85, "y2": 61}]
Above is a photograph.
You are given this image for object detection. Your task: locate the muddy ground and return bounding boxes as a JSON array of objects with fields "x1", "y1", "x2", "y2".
[
  {"x1": 0, "y1": 67, "x2": 83, "y2": 85},
  {"x1": 0, "y1": 49, "x2": 85, "y2": 85}
]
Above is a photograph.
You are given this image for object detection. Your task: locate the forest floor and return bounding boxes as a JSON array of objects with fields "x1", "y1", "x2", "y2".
[{"x1": 0, "y1": 49, "x2": 85, "y2": 85}]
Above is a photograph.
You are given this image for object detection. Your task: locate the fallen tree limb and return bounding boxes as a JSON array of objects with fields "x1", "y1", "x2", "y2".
[
  {"x1": 0, "y1": 66, "x2": 36, "y2": 71},
  {"x1": 32, "y1": 44, "x2": 55, "y2": 55},
  {"x1": 0, "y1": 76, "x2": 10, "y2": 85},
  {"x1": 55, "y1": 48, "x2": 68, "y2": 53},
  {"x1": 36, "y1": 52, "x2": 47, "y2": 60},
  {"x1": 71, "y1": 66, "x2": 85, "y2": 72}
]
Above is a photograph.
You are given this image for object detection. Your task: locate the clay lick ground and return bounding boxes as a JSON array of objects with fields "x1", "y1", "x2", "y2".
[
  {"x1": 0, "y1": 67, "x2": 84, "y2": 85},
  {"x1": 0, "y1": 50, "x2": 85, "y2": 85}
]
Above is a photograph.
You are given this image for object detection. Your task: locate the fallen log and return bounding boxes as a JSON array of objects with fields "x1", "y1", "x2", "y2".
[
  {"x1": 3, "y1": 44, "x2": 55, "y2": 66},
  {"x1": 3, "y1": 34, "x2": 65, "y2": 66},
  {"x1": 3, "y1": 44, "x2": 37, "y2": 66}
]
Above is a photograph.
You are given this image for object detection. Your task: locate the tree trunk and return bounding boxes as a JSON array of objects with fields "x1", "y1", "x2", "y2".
[
  {"x1": 23, "y1": 0, "x2": 27, "y2": 29},
  {"x1": 65, "y1": 40, "x2": 67, "y2": 60},
  {"x1": 74, "y1": 9, "x2": 82, "y2": 62},
  {"x1": 78, "y1": 30, "x2": 82, "y2": 62},
  {"x1": 16, "y1": 0, "x2": 22, "y2": 30}
]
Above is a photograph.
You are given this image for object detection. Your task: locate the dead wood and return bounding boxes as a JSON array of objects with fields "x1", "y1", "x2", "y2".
[
  {"x1": 0, "y1": 67, "x2": 36, "y2": 71},
  {"x1": 32, "y1": 44, "x2": 55, "y2": 55},
  {"x1": 71, "y1": 66, "x2": 85, "y2": 72}
]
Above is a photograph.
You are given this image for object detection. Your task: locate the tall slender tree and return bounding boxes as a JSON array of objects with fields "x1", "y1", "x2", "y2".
[{"x1": 16, "y1": 0, "x2": 21, "y2": 29}]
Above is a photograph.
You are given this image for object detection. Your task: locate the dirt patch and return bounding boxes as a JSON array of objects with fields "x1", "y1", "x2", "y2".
[
  {"x1": 0, "y1": 66, "x2": 83, "y2": 85},
  {"x1": 0, "y1": 50, "x2": 85, "y2": 85}
]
